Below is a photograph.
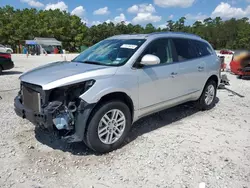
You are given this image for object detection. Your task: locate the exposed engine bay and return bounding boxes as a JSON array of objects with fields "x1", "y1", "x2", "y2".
[
  {"x1": 15, "y1": 80, "x2": 96, "y2": 142},
  {"x1": 44, "y1": 101, "x2": 75, "y2": 131}
]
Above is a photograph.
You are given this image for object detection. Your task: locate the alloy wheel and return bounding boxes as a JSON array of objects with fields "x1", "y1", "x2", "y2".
[
  {"x1": 98, "y1": 109, "x2": 126, "y2": 145},
  {"x1": 205, "y1": 84, "x2": 215, "y2": 105}
]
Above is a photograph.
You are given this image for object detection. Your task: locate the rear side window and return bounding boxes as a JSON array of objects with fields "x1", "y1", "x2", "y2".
[
  {"x1": 172, "y1": 38, "x2": 198, "y2": 62},
  {"x1": 191, "y1": 40, "x2": 213, "y2": 57}
]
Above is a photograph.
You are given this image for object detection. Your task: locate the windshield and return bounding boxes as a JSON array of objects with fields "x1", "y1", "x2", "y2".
[{"x1": 72, "y1": 39, "x2": 146, "y2": 66}]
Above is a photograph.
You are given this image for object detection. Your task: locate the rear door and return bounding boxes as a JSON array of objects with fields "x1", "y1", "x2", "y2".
[
  {"x1": 192, "y1": 40, "x2": 215, "y2": 88},
  {"x1": 171, "y1": 38, "x2": 208, "y2": 95}
]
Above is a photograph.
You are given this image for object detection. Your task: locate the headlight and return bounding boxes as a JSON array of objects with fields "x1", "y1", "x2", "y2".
[
  {"x1": 84, "y1": 80, "x2": 95, "y2": 92},
  {"x1": 49, "y1": 80, "x2": 95, "y2": 102}
]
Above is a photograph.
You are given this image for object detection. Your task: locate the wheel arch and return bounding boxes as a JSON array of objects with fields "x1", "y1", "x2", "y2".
[
  {"x1": 94, "y1": 92, "x2": 134, "y2": 121},
  {"x1": 207, "y1": 74, "x2": 219, "y2": 87},
  {"x1": 82, "y1": 91, "x2": 134, "y2": 143},
  {"x1": 197, "y1": 74, "x2": 219, "y2": 100},
  {"x1": 196, "y1": 74, "x2": 219, "y2": 110}
]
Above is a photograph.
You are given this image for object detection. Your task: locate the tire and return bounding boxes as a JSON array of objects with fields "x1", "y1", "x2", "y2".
[
  {"x1": 196, "y1": 80, "x2": 217, "y2": 111},
  {"x1": 85, "y1": 100, "x2": 132, "y2": 153},
  {"x1": 0, "y1": 66, "x2": 2, "y2": 74},
  {"x1": 237, "y1": 75, "x2": 242, "y2": 79}
]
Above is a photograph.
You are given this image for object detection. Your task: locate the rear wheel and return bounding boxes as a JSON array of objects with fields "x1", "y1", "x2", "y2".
[
  {"x1": 85, "y1": 100, "x2": 132, "y2": 153},
  {"x1": 0, "y1": 66, "x2": 2, "y2": 74},
  {"x1": 196, "y1": 80, "x2": 217, "y2": 110}
]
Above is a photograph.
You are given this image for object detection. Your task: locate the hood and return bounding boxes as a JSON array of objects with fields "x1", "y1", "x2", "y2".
[{"x1": 20, "y1": 61, "x2": 118, "y2": 90}]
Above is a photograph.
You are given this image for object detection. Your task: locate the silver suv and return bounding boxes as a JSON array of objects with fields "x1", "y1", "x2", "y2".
[{"x1": 14, "y1": 32, "x2": 221, "y2": 153}]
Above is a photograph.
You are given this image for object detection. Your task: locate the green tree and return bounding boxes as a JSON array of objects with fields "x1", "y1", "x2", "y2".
[
  {"x1": 166, "y1": 20, "x2": 174, "y2": 31},
  {"x1": 145, "y1": 23, "x2": 156, "y2": 33},
  {"x1": 2, "y1": 6, "x2": 250, "y2": 51}
]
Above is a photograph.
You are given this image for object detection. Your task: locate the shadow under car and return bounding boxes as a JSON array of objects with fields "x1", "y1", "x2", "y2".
[{"x1": 34, "y1": 98, "x2": 219, "y2": 155}]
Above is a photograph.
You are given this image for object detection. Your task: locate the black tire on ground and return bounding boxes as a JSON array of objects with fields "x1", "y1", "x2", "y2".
[
  {"x1": 0, "y1": 66, "x2": 2, "y2": 74},
  {"x1": 196, "y1": 79, "x2": 217, "y2": 111},
  {"x1": 85, "y1": 100, "x2": 132, "y2": 153},
  {"x1": 237, "y1": 75, "x2": 242, "y2": 79}
]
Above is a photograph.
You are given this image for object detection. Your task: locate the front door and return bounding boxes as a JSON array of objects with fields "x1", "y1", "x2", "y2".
[{"x1": 137, "y1": 38, "x2": 180, "y2": 116}]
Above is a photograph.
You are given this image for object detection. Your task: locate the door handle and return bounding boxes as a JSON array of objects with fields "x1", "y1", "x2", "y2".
[
  {"x1": 198, "y1": 66, "x2": 204, "y2": 71},
  {"x1": 171, "y1": 72, "x2": 178, "y2": 77}
]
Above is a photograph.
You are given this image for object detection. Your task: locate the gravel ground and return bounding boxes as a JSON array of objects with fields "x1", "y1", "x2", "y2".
[{"x1": 0, "y1": 55, "x2": 249, "y2": 188}]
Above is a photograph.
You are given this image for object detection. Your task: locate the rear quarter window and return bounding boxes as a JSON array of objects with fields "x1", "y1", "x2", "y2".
[
  {"x1": 172, "y1": 38, "x2": 199, "y2": 61},
  {"x1": 191, "y1": 40, "x2": 213, "y2": 57}
]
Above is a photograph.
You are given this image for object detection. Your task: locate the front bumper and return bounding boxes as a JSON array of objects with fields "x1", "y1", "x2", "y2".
[
  {"x1": 14, "y1": 95, "x2": 97, "y2": 143},
  {"x1": 14, "y1": 96, "x2": 35, "y2": 124},
  {"x1": 14, "y1": 96, "x2": 53, "y2": 129}
]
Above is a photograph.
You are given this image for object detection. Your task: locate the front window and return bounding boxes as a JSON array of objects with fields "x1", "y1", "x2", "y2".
[
  {"x1": 72, "y1": 39, "x2": 146, "y2": 66},
  {"x1": 141, "y1": 39, "x2": 174, "y2": 64}
]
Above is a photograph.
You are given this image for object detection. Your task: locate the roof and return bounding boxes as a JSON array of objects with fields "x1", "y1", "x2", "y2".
[
  {"x1": 108, "y1": 32, "x2": 202, "y2": 41},
  {"x1": 108, "y1": 34, "x2": 148, "y2": 40}
]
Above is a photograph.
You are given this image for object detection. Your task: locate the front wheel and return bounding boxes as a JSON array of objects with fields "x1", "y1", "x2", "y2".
[
  {"x1": 85, "y1": 101, "x2": 132, "y2": 153},
  {"x1": 196, "y1": 80, "x2": 217, "y2": 110}
]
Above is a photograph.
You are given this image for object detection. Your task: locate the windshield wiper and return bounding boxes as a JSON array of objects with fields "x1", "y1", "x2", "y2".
[{"x1": 71, "y1": 60, "x2": 104, "y2": 65}]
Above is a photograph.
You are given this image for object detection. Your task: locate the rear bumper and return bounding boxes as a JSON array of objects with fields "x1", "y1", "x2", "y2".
[
  {"x1": 242, "y1": 67, "x2": 250, "y2": 72},
  {"x1": 231, "y1": 68, "x2": 250, "y2": 76},
  {"x1": 1, "y1": 60, "x2": 14, "y2": 70},
  {"x1": 230, "y1": 60, "x2": 250, "y2": 75}
]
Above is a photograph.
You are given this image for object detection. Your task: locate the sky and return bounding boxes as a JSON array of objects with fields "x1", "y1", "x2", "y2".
[{"x1": 1, "y1": 0, "x2": 250, "y2": 28}]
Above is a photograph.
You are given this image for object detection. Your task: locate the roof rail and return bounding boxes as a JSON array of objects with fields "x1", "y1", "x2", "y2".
[{"x1": 148, "y1": 31, "x2": 201, "y2": 38}]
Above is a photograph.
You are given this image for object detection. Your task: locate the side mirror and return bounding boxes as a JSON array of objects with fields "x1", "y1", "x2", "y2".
[{"x1": 140, "y1": 54, "x2": 160, "y2": 66}]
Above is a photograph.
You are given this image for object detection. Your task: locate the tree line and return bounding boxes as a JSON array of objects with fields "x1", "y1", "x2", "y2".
[{"x1": 1, "y1": 5, "x2": 250, "y2": 52}]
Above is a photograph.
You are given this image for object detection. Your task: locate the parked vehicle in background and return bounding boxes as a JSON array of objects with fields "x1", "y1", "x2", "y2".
[
  {"x1": 230, "y1": 50, "x2": 250, "y2": 78},
  {"x1": 0, "y1": 44, "x2": 13, "y2": 53},
  {"x1": 0, "y1": 52, "x2": 14, "y2": 74},
  {"x1": 220, "y1": 49, "x2": 234, "y2": 55},
  {"x1": 14, "y1": 32, "x2": 221, "y2": 153}
]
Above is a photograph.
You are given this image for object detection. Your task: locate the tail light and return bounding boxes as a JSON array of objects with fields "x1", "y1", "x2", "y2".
[{"x1": 0, "y1": 53, "x2": 11, "y2": 59}]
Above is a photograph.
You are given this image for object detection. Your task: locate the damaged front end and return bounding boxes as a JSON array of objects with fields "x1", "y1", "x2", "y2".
[{"x1": 14, "y1": 80, "x2": 96, "y2": 142}]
